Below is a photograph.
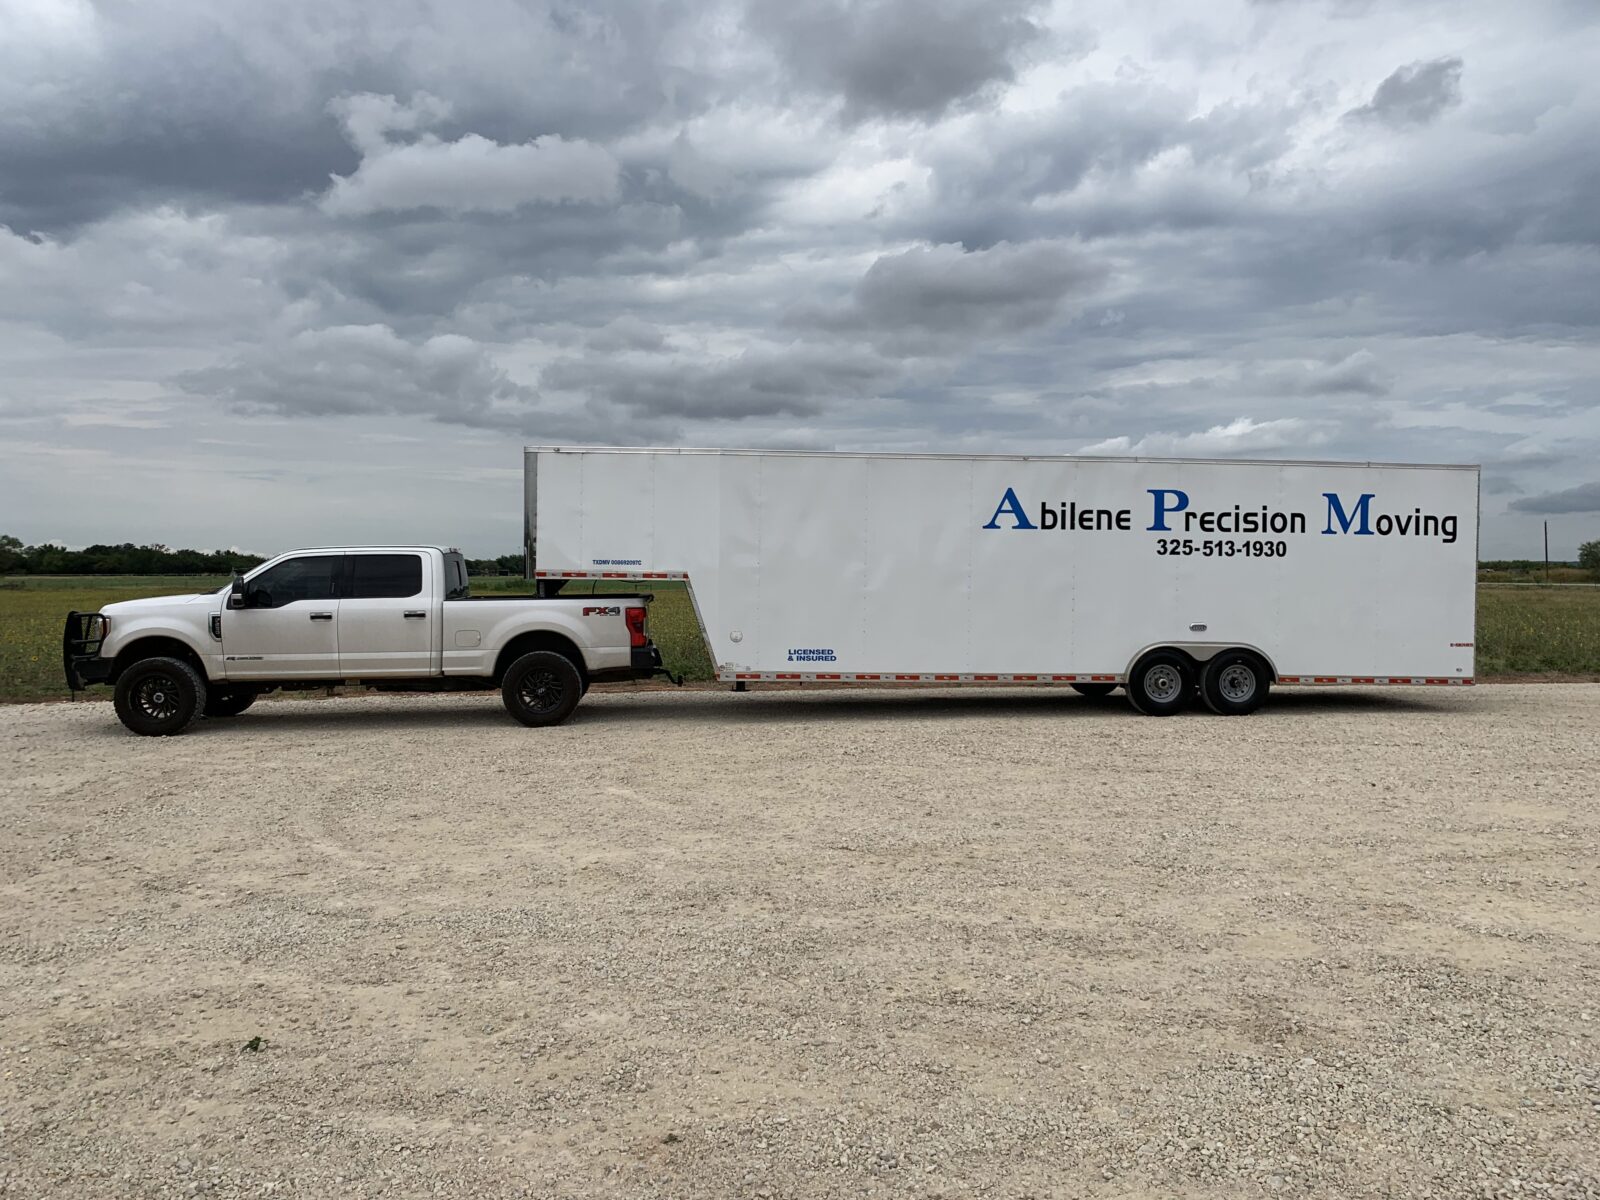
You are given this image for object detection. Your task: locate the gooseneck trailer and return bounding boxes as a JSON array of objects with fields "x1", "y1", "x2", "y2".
[{"x1": 525, "y1": 446, "x2": 1478, "y2": 715}]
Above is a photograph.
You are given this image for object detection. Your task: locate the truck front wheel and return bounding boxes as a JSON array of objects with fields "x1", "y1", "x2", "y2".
[
  {"x1": 501, "y1": 651, "x2": 583, "y2": 727},
  {"x1": 113, "y1": 656, "x2": 207, "y2": 736},
  {"x1": 1126, "y1": 651, "x2": 1194, "y2": 716}
]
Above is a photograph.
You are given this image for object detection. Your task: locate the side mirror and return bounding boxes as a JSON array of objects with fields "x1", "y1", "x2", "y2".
[{"x1": 228, "y1": 571, "x2": 247, "y2": 609}]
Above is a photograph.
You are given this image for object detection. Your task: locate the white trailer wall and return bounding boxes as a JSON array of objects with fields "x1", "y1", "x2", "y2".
[{"x1": 527, "y1": 448, "x2": 1478, "y2": 683}]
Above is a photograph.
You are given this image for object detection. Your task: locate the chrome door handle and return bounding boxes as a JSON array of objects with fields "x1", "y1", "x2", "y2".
[
  {"x1": 403, "y1": 611, "x2": 427, "y2": 619},
  {"x1": 309, "y1": 612, "x2": 333, "y2": 621}
]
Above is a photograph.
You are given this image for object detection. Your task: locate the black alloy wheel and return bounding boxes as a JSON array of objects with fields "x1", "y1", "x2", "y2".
[
  {"x1": 501, "y1": 650, "x2": 583, "y2": 727},
  {"x1": 113, "y1": 656, "x2": 207, "y2": 736}
]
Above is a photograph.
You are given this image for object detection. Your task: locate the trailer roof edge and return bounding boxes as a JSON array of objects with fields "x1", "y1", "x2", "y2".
[{"x1": 521, "y1": 445, "x2": 1481, "y2": 472}]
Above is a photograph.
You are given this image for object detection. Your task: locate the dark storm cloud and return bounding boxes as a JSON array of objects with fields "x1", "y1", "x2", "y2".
[
  {"x1": 0, "y1": 0, "x2": 727, "y2": 232},
  {"x1": 1510, "y1": 481, "x2": 1600, "y2": 514},
  {"x1": 1298, "y1": 351, "x2": 1390, "y2": 396},
  {"x1": 175, "y1": 325, "x2": 535, "y2": 422},
  {"x1": 1481, "y1": 476, "x2": 1523, "y2": 496},
  {"x1": 745, "y1": 0, "x2": 1049, "y2": 121},
  {"x1": 319, "y1": 94, "x2": 622, "y2": 216},
  {"x1": 798, "y1": 241, "x2": 1107, "y2": 350},
  {"x1": 896, "y1": 82, "x2": 1299, "y2": 249},
  {"x1": 1347, "y1": 57, "x2": 1464, "y2": 127},
  {"x1": 585, "y1": 317, "x2": 667, "y2": 354},
  {"x1": 540, "y1": 344, "x2": 898, "y2": 419},
  {"x1": 170, "y1": 324, "x2": 667, "y2": 440}
]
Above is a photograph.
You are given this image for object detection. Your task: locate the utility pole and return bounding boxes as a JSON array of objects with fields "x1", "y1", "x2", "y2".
[{"x1": 1544, "y1": 520, "x2": 1550, "y2": 585}]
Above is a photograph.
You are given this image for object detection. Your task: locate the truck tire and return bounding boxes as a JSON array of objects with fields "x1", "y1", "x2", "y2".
[
  {"x1": 1199, "y1": 651, "x2": 1270, "y2": 716},
  {"x1": 1126, "y1": 650, "x2": 1193, "y2": 717},
  {"x1": 501, "y1": 650, "x2": 583, "y2": 727},
  {"x1": 113, "y1": 656, "x2": 207, "y2": 737},
  {"x1": 1070, "y1": 682, "x2": 1116, "y2": 698},
  {"x1": 204, "y1": 687, "x2": 257, "y2": 719}
]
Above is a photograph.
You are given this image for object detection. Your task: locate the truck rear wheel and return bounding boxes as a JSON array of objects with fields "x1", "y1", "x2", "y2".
[
  {"x1": 113, "y1": 656, "x2": 207, "y2": 737},
  {"x1": 501, "y1": 650, "x2": 583, "y2": 727},
  {"x1": 1126, "y1": 651, "x2": 1194, "y2": 716},
  {"x1": 1199, "y1": 651, "x2": 1270, "y2": 716},
  {"x1": 1070, "y1": 682, "x2": 1116, "y2": 698},
  {"x1": 204, "y1": 688, "x2": 257, "y2": 719}
]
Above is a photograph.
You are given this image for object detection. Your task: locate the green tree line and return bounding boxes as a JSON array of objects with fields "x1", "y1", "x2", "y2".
[
  {"x1": 0, "y1": 535, "x2": 265, "y2": 576},
  {"x1": 1, "y1": 535, "x2": 528, "y2": 579},
  {"x1": 465, "y1": 554, "x2": 525, "y2": 576}
]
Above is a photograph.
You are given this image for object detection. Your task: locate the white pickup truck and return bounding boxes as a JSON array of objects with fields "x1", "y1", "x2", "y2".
[{"x1": 62, "y1": 546, "x2": 671, "y2": 735}]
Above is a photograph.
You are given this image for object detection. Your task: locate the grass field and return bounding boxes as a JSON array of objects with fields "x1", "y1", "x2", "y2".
[
  {"x1": 3, "y1": 576, "x2": 1596, "y2": 701},
  {"x1": 1474, "y1": 585, "x2": 1600, "y2": 676}
]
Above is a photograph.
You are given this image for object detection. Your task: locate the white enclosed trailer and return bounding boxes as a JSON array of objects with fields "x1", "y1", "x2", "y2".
[{"x1": 524, "y1": 446, "x2": 1478, "y2": 715}]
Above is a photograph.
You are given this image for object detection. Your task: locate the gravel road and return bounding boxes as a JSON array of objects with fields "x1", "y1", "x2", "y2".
[{"x1": 2, "y1": 684, "x2": 1598, "y2": 1199}]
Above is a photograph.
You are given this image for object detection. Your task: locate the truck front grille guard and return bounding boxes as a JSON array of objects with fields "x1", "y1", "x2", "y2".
[{"x1": 62, "y1": 611, "x2": 106, "y2": 693}]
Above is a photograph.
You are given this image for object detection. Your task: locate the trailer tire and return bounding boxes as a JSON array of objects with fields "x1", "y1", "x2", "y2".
[
  {"x1": 1126, "y1": 650, "x2": 1194, "y2": 716},
  {"x1": 113, "y1": 656, "x2": 207, "y2": 736},
  {"x1": 1070, "y1": 682, "x2": 1116, "y2": 698},
  {"x1": 1199, "y1": 650, "x2": 1270, "y2": 716},
  {"x1": 203, "y1": 687, "x2": 257, "y2": 719},
  {"x1": 501, "y1": 650, "x2": 583, "y2": 727}
]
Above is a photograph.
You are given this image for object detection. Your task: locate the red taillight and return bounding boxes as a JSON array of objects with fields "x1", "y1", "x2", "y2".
[{"x1": 625, "y1": 606, "x2": 648, "y2": 648}]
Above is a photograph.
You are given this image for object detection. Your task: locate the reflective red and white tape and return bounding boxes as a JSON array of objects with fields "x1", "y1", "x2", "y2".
[
  {"x1": 533, "y1": 569, "x2": 688, "y2": 580},
  {"x1": 720, "y1": 671, "x2": 1122, "y2": 683},
  {"x1": 1275, "y1": 675, "x2": 1473, "y2": 686},
  {"x1": 719, "y1": 671, "x2": 1474, "y2": 685}
]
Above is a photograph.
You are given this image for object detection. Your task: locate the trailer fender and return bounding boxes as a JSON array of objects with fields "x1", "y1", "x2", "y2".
[{"x1": 1123, "y1": 641, "x2": 1278, "y2": 681}]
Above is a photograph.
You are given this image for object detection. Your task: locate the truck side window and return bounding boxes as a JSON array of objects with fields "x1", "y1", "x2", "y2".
[
  {"x1": 348, "y1": 554, "x2": 423, "y2": 599},
  {"x1": 442, "y1": 553, "x2": 469, "y2": 600},
  {"x1": 248, "y1": 555, "x2": 340, "y2": 608}
]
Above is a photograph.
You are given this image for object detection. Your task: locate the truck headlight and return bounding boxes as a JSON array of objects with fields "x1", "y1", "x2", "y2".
[{"x1": 85, "y1": 613, "x2": 109, "y2": 641}]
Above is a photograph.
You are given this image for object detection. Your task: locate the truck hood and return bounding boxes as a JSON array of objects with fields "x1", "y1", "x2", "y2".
[{"x1": 102, "y1": 592, "x2": 220, "y2": 615}]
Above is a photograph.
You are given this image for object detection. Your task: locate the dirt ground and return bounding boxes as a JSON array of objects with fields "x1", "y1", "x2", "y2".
[{"x1": 2, "y1": 684, "x2": 1597, "y2": 1200}]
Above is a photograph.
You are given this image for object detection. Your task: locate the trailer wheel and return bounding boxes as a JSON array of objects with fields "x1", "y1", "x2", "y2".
[
  {"x1": 1126, "y1": 650, "x2": 1194, "y2": 716},
  {"x1": 113, "y1": 656, "x2": 207, "y2": 736},
  {"x1": 1199, "y1": 651, "x2": 1270, "y2": 716},
  {"x1": 501, "y1": 650, "x2": 583, "y2": 727},
  {"x1": 1070, "y1": 682, "x2": 1116, "y2": 698}
]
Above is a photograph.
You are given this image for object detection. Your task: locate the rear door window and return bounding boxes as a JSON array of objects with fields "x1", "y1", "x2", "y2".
[
  {"x1": 445, "y1": 554, "x2": 469, "y2": 599},
  {"x1": 348, "y1": 554, "x2": 423, "y2": 599}
]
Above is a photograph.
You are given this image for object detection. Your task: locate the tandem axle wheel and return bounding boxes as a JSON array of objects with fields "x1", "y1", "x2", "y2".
[{"x1": 1127, "y1": 649, "x2": 1271, "y2": 716}]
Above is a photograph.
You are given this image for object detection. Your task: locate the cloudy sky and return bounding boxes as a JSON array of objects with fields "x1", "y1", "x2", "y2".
[{"x1": 3, "y1": 0, "x2": 1598, "y2": 558}]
